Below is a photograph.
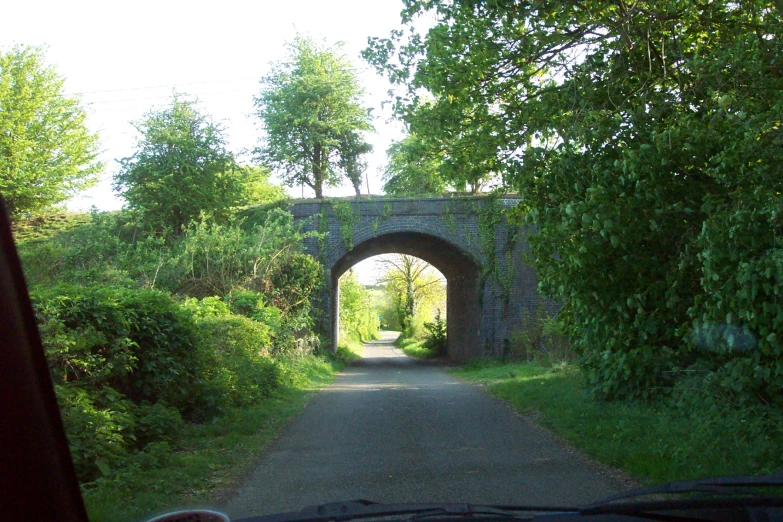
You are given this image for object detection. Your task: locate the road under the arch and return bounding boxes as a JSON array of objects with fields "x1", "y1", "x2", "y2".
[
  {"x1": 329, "y1": 232, "x2": 482, "y2": 362},
  {"x1": 223, "y1": 332, "x2": 623, "y2": 519}
]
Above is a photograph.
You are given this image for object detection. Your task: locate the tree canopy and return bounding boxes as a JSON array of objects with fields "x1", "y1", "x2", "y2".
[
  {"x1": 254, "y1": 36, "x2": 373, "y2": 198},
  {"x1": 113, "y1": 96, "x2": 243, "y2": 233},
  {"x1": 339, "y1": 269, "x2": 379, "y2": 341},
  {"x1": 382, "y1": 133, "x2": 447, "y2": 196},
  {"x1": 0, "y1": 45, "x2": 102, "y2": 218},
  {"x1": 366, "y1": 1, "x2": 783, "y2": 403},
  {"x1": 240, "y1": 165, "x2": 287, "y2": 206},
  {"x1": 379, "y1": 254, "x2": 445, "y2": 338}
]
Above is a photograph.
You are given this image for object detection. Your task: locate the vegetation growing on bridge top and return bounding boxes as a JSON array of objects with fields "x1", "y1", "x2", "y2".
[{"x1": 473, "y1": 193, "x2": 518, "y2": 304}]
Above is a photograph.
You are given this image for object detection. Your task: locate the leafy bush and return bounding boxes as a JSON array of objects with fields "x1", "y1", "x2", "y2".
[
  {"x1": 399, "y1": 338, "x2": 440, "y2": 360},
  {"x1": 225, "y1": 290, "x2": 284, "y2": 333},
  {"x1": 688, "y1": 194, "x2": 783, "y2": 406},
  {"x1": 16, "y1": 210, "x2": 174, "y2": 289},
  {"x1": 195, "y1": 313, "x2": 280, "y2": 407},
  {"x1": 422, "y1": 309, "x2": 447, "y2": 355},
  {"x1": 224, "y1": 289, "x2": 265, "y2": 317},
  {"x1": 509, "y1": 304, "x2": 576, "y2": 366},
  {"x1": 14, "y1": 238, "x2": 71, "y2": 287},
  {"x1": 182, "y1": 295, "x2": 232, "y2": 318},
  {"x1": 33, "y1": 284, "x2": 208, "y2": 415},
  {"x1": 172, "y1": 209, "x2": 319, "y2": 299},
  {"x1": 55, "y1": 384, "x2": 184, "y2": 482},
  {"x1": 266, "y1": 252, "x2": 323, "y2": 315},
  {"x1": 56, "y1": 385, "x2": 136, "y2": 481},
  {"x1": 34, "y1": 287, "x2": 295, "y2": 480},
  {"x1": 338, "y1": 270, "x2": 379, "y2": 343},
  {"x1": 132, "y1": 401, "x2": 183, "y2": 448}
]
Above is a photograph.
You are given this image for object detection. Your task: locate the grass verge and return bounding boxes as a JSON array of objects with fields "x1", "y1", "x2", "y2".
[
  {"x1": 82, "y1": 355, "x2": 344, "y2": 522},
  {"x1": 337, "y1": 329, "x2": 381, "y2": 361},
  {"x1": 397, "y1": 337, "x2": 439, "y2": 359},
  {"x1": 452, "y1": 359, "x2": 783, "y2": 486}
]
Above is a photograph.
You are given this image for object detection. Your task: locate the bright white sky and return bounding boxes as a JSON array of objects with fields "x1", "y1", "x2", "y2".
[
  {"x1": 0, "y1": 0, "x2": 427, "y2": 211},
  {"x1": 1, "y1": 0, "x2": 436, "y2": 284}
]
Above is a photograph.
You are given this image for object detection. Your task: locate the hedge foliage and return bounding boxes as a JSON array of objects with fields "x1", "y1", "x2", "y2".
[
  {"x1": 338, "y1": 270, "x2": 379, "y2": 342},
  {"x1": 369, "y1": 0, "x2": 783, "y2": 405},
  {"x1": 15, "y1": 207, "x2": 326, "y2": 483},
  {"x1": 32, "y1": 285, "x2": 298, "y2": 482}
]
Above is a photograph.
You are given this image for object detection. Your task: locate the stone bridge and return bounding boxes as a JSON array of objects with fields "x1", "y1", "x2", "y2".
[{"x1": 287, "y1": 195, "x2": 551, "y2": 362}]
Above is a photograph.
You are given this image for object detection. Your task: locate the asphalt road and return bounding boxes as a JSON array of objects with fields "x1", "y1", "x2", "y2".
[{"x1": 223, "y1": 332, "x2": 621, "y2": 519}]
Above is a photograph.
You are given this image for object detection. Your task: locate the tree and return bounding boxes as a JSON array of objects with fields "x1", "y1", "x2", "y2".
[
  {"x1": 398, "y1": 101, "x2": 502, "y2": 194},
  {"x1": 0, "y1": 45, "x2": 101, "y2": 218},
  {"x1": 339, "y1": 269, "x2": 378, "y2": 339},
  {"x1": 338, "y1": 130, "x2": 372, "y2": 197},
  {"x1": 379, "y1": 254, "x2": 445, "y2": 337},
  {"x1": 254, "y1": 36, "x2": 373, "y2": 198},
  {"x1": 366, "y1": 1, "x2": 783, "y2": 402},
  {"x1": 239, "y1": 165, "x2": 287, "y2": 206},
  {"x1": 382, "y1": 133, "x2": 447, "y2": 196},
  {"x1": 114, "y1": 96, "x2": 242, "y2": 233}
]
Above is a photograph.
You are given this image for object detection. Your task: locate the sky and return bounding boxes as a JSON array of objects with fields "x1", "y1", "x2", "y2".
[
  {"x1": 1, "y1": 0, "x2": 431, "y2": 284},
  {"x1": 0, "y1": 0, "x2": 425, "y2": 210}
]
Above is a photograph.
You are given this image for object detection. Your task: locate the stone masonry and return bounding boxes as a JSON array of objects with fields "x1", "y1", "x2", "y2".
[{"x1": 287, "y1": 195, "x2": 551, "y2": 362}]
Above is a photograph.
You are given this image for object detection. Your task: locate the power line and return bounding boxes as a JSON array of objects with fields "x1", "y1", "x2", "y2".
[
  {"x1": 83, "y1": 88, "x2": 253, "y2": 107},
  {"x1": 67, "y1": 77, "x2": 260, "y2": 96}
]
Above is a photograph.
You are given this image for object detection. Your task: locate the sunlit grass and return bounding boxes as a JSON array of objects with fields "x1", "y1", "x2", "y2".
[
  {"x1": 453, "y1": 359, "x2": 783, "y2": 486},
  {"x1": 11, "y1": 212, "x2": 93, "y2": 243},
  {"x1": 338, "y1": 329, "x2": 380, "y2": 361},
  {"x1": 398, "y1": 337, "x2": 439, "y2": 359}
]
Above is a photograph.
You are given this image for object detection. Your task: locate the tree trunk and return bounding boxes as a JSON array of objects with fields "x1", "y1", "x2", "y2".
[{"x1": 313, "y1": 143, "x2": 324, "y2": 198}]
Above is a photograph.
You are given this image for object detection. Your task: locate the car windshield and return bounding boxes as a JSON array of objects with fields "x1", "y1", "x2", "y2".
[{"x1": 2, "y1": 1, "x2": 782, "y2": 521}]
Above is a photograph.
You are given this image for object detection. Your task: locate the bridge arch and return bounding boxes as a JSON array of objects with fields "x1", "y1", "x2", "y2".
[
  {"x1": 331, "y1": 232, "x2": 481, "y2": 361},
  {"x1": 283, "y1": 195, "x2": 552, "y2": 361}
]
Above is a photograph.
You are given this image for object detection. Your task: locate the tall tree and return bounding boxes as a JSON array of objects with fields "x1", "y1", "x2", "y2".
[
  {"x1": 382, "y1": 133, "x2": 447, "y2": 196},
  {"x1": 379, "y1": 254, "x2": 444, "y2": 336},
  {"x1": 0, "y1": 45, "x2": 102, "y2": 218},
  {"x1": 254, "y1": 36, "x2": 373, "y2": 198},
  {"x1": 338, "y1": 130, "x2": 373, "y2": 197},
  {"x1": 114, "y1": 96, "x2": 242, "y2": 233},
  {"x1": 239, "y1": 165, "x2": 287, "y2": 206}
]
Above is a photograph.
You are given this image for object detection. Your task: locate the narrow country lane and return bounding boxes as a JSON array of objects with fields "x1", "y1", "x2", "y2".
[{"x1": 224, "y1": 332, "x2": 620, "y2": 519}]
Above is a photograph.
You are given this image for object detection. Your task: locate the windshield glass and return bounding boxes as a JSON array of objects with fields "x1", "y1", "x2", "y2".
[{"x1": 2, "y1": 1, "x2": 782, "y2": 521}]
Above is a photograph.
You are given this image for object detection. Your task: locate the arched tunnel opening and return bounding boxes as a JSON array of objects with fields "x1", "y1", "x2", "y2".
[{"x1": 330, "y1": 232, "x2": 482, "y2": 362}]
